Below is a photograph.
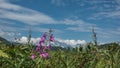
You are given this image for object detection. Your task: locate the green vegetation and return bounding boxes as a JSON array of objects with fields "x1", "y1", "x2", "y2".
[
  {"x1": 0, "y1": 37, "x2": 10, "y2": 45},
  {"x1": 0, "y1": 39, "x2": 120, "y2": 68}
]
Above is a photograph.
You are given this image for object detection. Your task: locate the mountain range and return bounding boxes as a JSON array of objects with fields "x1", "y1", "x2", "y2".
[{"x1": 0, "y1": 36, "x2": 120, "y2": 49}]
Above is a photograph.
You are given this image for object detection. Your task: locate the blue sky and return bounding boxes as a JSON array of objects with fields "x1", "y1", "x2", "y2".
[{"x1": 0, "y1": 0, "x2": 120, "y2": 44}]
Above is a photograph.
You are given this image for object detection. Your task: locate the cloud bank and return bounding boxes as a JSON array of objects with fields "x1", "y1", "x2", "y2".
[
  {"x1": 56, "y1": 38, "x2": 86, "y2": 46},
  {"x1": 0, "y1": 0, "x2": 56, "y2": 25},
  {"x1": 15, "y1": 36, "x2": 86, "y2": 47}
]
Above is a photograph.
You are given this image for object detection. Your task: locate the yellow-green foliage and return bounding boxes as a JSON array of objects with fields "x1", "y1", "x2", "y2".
[
  {"x1": 0, "y1": 44, "x2": 120, "y2": 68},
  {"x1": 0, "y1": 50, "x2": 9, "y2": 58}
]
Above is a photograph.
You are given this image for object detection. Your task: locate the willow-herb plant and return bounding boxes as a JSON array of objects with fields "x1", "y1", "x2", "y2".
[{"x1": 31, "y1": 30, "x2": 54, "y2": 59}]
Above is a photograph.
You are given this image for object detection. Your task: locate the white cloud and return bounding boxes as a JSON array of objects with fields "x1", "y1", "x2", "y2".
[
  {"x1": 0, "y1": 29, "x2": 5, "y2": 36},
  {"x1": 28, "y1": 27, "x2": 63, "y2": 33},
  {"x1": 15, "y1": 36, "x2": 40, "y2": 44},
  {"x1": 115, "y1": 0, "x2": 120, "y2": 5},
  {"x1": 30, "y1": 37, "x2": 40, "y2": 44},
  {"x1": 17, "y1": 36, "x2": 28, "y2": 44},
  {"x1": 0, "y1": 22, "x2": 23, "y2": 32},
  {"x1": 64, "y1": 19, "x2": 96, "y2": 32},
  {"x1": 0, "y1": 29, "x2": 15, "y2": 37},
  {"x1": 93, "y1": 11, "x2": 120, "y2": 19},
  {"x1": 0, "y1": 0, "x2": 96, "y2": 33},
  {"x1": 15, "y1": 36, "x2": 86, "y2": 47},
  {"x1": 63, "y1": 19, "x2": 85, "y2": 25},
  {"x1": 56, "y1": 38, "x2": 86, "y2": 46},
  {"x1": 0, "y1": 0, "x2": 57, "y2": 25},
  {"x1": 0, "y1": 0, "x2": 21, "y2": 10},
  {"x1": 84, "y1": 0, "x2": 120, "y2": 20},
  {"x1": 64, "y1": 19, "x2": 120, "y2": 39},
  {"x1": 51, "y1": 0, "x2": 65, "y2": 6},
  {"x1": 0, "y1": 20, "x2": 63, "y2": 38}
]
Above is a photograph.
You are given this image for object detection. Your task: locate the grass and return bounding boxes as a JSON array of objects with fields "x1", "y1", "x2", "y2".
[{"x1": 0, "y1": 43, "x2": 120, "y2": 68}]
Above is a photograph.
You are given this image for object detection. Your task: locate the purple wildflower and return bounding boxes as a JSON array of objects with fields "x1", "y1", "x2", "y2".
[
  {"x1": 43, "y1": 33, "x2": 47, "y2": 37},
  {"x1": 40, "y1": 52, "x2": 50, "y2": 59},
  {"x1": 31, "y1": 54, "x2": 35, "y2": 59},
  {"x1": 49, "y1": 34, "x2": 54, "y2": 42},
  {"x1": 48, "y1": 44, "x2": 52, "y2": 49},
  {"x1": 31, "y1": 31, "x2": 54, "y2": 59},
  {"x1": 35, "y1": 47, "x2": 40, "y2": 52},
  {"x1": 39, "y1": 33, "x2": 47, "y2": 43},
  {"x1": 40, "y1": 36, "x2": 45, "y2": 42},
  {"x1": 37, "y1": 43, "x2": 41, "y2": 47},
  {"x1": 43, "y1": 46, "x2": 47, "y2": 52}
]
